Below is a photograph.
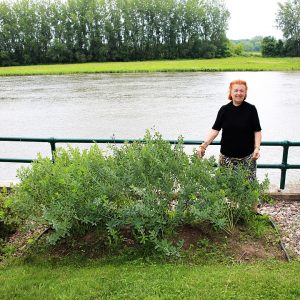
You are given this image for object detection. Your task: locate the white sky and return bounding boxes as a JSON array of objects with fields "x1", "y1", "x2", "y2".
[{"x1": 224, "y1": 0, "x2": 285, "y2": 40}]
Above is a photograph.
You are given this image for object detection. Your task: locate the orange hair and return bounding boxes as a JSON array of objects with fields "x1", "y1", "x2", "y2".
[{"x1": 228, "y1": 79, "x2": 248, "y2": 100}]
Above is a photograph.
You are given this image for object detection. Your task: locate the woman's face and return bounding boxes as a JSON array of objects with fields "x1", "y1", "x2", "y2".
[{"x1": 231, "y1": 84, "x2": 247, "y2": 106}]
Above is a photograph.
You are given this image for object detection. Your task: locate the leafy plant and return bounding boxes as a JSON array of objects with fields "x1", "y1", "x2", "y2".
[
  {"x1": 0, "y1": 187, "x2": 17, "y2": 241},
  {"x1": 8, "y1": 130, "x2": 269, "y2": 256}
]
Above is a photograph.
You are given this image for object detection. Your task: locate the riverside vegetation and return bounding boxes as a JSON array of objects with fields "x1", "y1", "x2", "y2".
[
  {"x1": 0, "y1": 57, "x2": 300, "y2": 76},
  {"x1": 0, "y1": 131, "x2": 270, "y2": 258}
]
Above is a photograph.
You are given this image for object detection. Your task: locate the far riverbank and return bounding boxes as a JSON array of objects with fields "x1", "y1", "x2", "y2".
[{"x1": 0, "y1": 57, "x2": 300, "y2": 76}]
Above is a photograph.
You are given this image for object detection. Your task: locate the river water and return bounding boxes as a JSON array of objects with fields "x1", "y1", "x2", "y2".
[{"x1": 0, "y1": 72, "x2": 299, "y2": 186}]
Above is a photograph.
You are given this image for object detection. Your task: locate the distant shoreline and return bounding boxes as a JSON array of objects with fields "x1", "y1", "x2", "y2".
[{"x1": 1, "y1": 57, "x2": 300, "y2": 76}]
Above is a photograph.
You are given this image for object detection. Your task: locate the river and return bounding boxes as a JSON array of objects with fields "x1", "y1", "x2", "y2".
[{"x1": 0, "y1": 72, "x2": 299, "y2": 186}]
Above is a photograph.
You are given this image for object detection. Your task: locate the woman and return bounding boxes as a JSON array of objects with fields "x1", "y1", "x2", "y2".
[{"x1": 198, "y1": 79, "x2": 262, "y2": 181}]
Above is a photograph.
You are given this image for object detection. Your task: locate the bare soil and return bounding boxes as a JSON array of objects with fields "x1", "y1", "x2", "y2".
[
  {"x1": 2, "y1": 221, "x2": 285, "y2": 262},
  {"x1": 176, "y1": 223, "x2": 284, "y2": 262}
]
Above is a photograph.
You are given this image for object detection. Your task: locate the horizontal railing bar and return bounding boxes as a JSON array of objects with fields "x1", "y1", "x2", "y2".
[
  {"x1": 261, "y1": 141, "x2": 300, "y2": 146},
  {"x1": 0, "y1": 137, "x2": 212, "y2": 144},
  {"x1": 0, "y1": 136, "x2": 299, "y2": 189},
  {"x1": 285, "y1": 165, "x2": 300, "y2": 169},
  {"x1": 258, "y1": 164, "x2": 284, "y2": 169},
  {"x1": 258, "y1": 164, "x2": 300, "y2": 169},
  {"x1": 0, "y1": 137, "x2": 55, "y2": 142},
  {"x1": 0, "y1": 158, "x2": 34, "y2": 163},
  {"x1": 0, "y1": 159, "x2": 299, "y2": 170},
  {"x1": 1, "y1": 137, "x2": 300, "y2": 146}
]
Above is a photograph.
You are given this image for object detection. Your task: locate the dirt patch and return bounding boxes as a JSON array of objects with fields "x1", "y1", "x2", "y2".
[
  {"x1": 176, "y1": 223, "x2": 224, "y2": 249},
  {"x1": 3, "y1": 221, "x2": 285, "y2": 262},
  {"x1": 228, "y1": 236, "x2": 283, "y2": 261},
  {"x1": 49, "y1": 229, "x2": 108, "y2": 259},
  {"x1": 176, "y1": 223, "x2": 284, "y2": 262}
]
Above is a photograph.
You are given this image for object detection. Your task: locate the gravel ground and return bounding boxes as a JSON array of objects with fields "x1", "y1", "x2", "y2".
[{"x1": 258, "y1": 201, "x2": 300, "y2": 259}]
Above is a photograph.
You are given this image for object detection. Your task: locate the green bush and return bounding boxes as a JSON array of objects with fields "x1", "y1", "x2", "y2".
[
  {"x1": 0, "y1": 188, "x2": 17, "y2": 239},
  {"x1": 0, "y1": 187, "x2": 18, "y2": 257},
  {"x1": 8, "y1": 131, "x2": 268, "y2": 255}
]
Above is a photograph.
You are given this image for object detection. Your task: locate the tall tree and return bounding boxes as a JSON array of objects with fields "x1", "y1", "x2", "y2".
[
  {"x1": 0, "y1": 1, "x2": 16, "y2": 65},
  {"x1": 276, "y1": 0, "x2": 300, "y2": 56},
  {"x1": 261, "y1": 36, "x2": 277, "y2": 57}
]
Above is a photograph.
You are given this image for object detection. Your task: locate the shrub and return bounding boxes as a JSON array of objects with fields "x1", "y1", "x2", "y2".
[
  {"x1": 8, "y1": 131, "x2": 269, "y2": 255},
  {"x1": 0, "y1": 188, "x2": 17, "y2": 239},
  {"x1": 0, "y1": 187, "x2": 18, "y2": 257}
]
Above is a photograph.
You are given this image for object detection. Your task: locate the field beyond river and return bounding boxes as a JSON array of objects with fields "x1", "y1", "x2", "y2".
[{"x1": 1, "y1": 57, "x2": 300, "y2": 76}]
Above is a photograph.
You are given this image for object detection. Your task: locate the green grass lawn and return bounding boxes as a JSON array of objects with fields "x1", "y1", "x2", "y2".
[
  {"x1": 0, "y1": 57, "x2": 299, "y2": 76},
  {"x1": 1, "y1": 258, "x2": 300, "y2": 300}
]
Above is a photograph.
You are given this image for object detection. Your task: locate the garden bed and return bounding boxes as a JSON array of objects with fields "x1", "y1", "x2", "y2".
[{"x1": 2, "y1": 217, "x2": 285, "y2": 264}]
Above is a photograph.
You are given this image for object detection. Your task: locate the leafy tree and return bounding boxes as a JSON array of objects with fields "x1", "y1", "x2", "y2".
[
  {"x1": 0, "y1": 1, "x2": 15, "y2": 65},
  {"x1": 201, "y1": 0, "x2": 230, "y2": 57},
  {"x1": 276, "y1": 39, "x2": 285, "y2": 56},
  {"x1": 276, "y1": 0, "x2": 300, "y2": 56},
  {"x1": 261, "y1": 36, "x2": 277, "y2": 57}
]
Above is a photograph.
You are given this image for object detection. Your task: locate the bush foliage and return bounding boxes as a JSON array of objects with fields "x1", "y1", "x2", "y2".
[{"x1": 7, "y1": 131, "x2": 268, "y2": 256}]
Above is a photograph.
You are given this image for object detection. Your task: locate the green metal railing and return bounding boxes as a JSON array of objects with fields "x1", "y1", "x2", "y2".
[{"x1": 0, "y1": 137, "x2": 300, "y2": 189}]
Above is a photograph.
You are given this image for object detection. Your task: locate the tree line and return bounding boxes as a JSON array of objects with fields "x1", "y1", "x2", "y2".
[
  {"x1": 0, "y1": 0, "x2": 231, "y2": 66},
  {"x1": 1, "y1": 0, "x2": 299, "y2": 66}
]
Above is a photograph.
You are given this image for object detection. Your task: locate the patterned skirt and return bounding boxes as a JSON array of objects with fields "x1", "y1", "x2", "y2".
[{"x1": 219, "y1": 153, "x2": 257, "y2": 181}]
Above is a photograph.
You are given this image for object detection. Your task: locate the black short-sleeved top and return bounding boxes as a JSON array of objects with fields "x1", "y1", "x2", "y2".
[{"x1": 212, "y1": 101, "x2": 262, "y2": 158}]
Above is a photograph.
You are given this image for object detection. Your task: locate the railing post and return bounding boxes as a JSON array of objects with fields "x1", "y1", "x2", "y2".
[
  {"x1": 49, "y1": 137, "x2": 56, "y2": 163},
  {"x1": 280, "y1": 141, "x2": 289, "y2": 189}
]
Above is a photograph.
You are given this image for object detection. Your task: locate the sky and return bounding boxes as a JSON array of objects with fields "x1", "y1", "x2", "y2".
[{"x1": 224, "y1": 0, "x2": 285, "y2": 40}]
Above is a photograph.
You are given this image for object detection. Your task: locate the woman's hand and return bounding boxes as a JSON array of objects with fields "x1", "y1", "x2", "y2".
[
  {"x1": 197, "y1": 130, "x2": 219, "y2": 159},
  {"x1": 252, "y1": 147, "x2": 260, "y2": 160},
  {"x1": 197, "y1": 143, "x2": 207, "y2": 158}
]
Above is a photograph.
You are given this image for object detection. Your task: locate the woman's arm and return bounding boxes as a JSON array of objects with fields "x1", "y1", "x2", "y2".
[
  {"x1": 197, "y1": 129, "x2": 220, "y2": 157},
  {"x1": 252, "y1": 131, "x2": 262, "y2": 160}
]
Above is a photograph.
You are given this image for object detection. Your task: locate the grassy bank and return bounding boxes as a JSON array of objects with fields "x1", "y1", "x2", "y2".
[
  {"x1": 1, "y1": 258, "x2": 300, "y2": 300},
  {"x1": 0, "y1": 57, "x2": 300, "y2": 76}
]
